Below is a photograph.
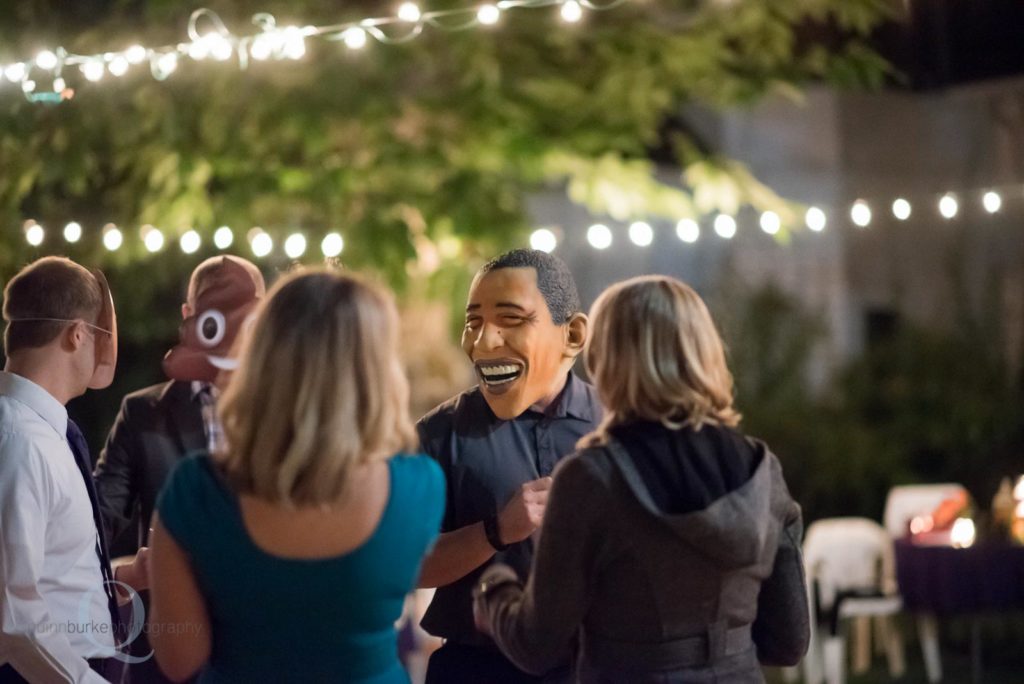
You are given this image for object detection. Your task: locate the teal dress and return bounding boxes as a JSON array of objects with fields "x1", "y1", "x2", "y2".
[{"x1": 156, "y1": 453, "x2": 445, "y2": 683}]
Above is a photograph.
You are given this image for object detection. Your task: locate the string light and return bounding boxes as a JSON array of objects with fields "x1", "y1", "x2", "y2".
[
  {"x1": 628, "y1": 221, "x2": 653, "y2": 246},
  {"x1": 587, "y1": 223, "x2": 612, "y2": 250},
  {"x1": 180, "y1": 229, "x2": 202, "y2": 254},
  {"x1": 477, "y1": 5, "x2": 501, "y2": 25},
  {"x1": 142, "y1": 225, "x2": 165, "y2": 252},
  {"x1": 81, "y1": 61, "x2": 105, "y2": 82},
  {"x1": 530, "y1": 228, "x2": 557, "y2": 253},
  {"x1": 102, "y1": 224, "x2": 123, "y2": 251},
  {"x1": 892, "y1": 198, "x2": 911, "y2": 221},
  {"x1": 713, "y1": 214, "x2": 736, "y2": 239},
  {"x1": 284, "y1": 232, "x2": 307, "y2": 258},
  {"x1": 850, "y1": 200, "x2": 871, "y2": 228},
  {"x1": 560, "y1": 0, "x2": 584, "y2": 22},
  {"x1": 342, "y1": 27, "x2": 368, "y2": 50},
  {"x1": 4, "y1": 3, "x2": 633, "y2": 102},
  {"x1": 759, "y1": 211, "x2": 781, "y2": 235},
  {"x1": 214, "y1": 225, "x2": 234, "y2": 249},
  {"x1": 52, "y1": 77, "x2": 67, "y2": 92},
  {"x1": 398, "y1": 2, "x2": 422, "y2": 22},
  {"x1": 676, "y1": 218, "x2": 699, "y2": 243},
  {"x1": 4, "y1": 63, "x2": 26, "y2": 82},
  {"x1": 108, "y1": 56, "x2": 131, "y2": 77},
  {"x1": 250, "y1": 229, "x2": 273, "y2": 257},
  {"x1": 938, "y1": 193, "x2": 958, "y2": 219},
  {"x1": 36, "y1": 51, "x2": 58, "y2": 71},
  {"x1": 24, "y1": 221, "x2": 44, "y2": 247},
  {"x1": 321, "y1": 232, "x2": 344, "y2": 257},
  {"x1": 125, "y1": 45, "x2": 148, "y2": 64},
  {"x1": 805, "y1": 207, "x2": 826, "y2": 232},
  {"x1": 983, "y1": 191, "x2": 1002, "y2": 214},
  {"x1": 63, "y1": 221, "x2": 82, "y2": 243}
]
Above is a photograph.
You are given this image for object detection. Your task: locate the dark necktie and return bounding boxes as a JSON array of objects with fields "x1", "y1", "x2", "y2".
[{"x1": 65, "y1": 419, "x2": 121, "y2": 639}]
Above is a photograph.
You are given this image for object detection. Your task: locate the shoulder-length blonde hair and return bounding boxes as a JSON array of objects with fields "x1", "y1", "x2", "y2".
[
  {"x1": 216, "y1": 269, "x2": 417, "y2": 506},
  {"x1": 583, "y1": 275, "x2": 740, "y2": 445}
]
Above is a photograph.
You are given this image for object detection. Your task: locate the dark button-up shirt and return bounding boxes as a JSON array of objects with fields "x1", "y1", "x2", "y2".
[{"x1": 417, "y1": 372, "x2": 602, "y2": 644}]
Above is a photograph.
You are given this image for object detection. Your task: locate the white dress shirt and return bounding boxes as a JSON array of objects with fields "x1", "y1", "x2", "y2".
[{"x1": 0, "y1": 371, "x2": 113, "y2": 683}]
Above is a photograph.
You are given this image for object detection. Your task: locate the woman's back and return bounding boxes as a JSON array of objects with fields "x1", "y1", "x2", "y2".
[
  {"x1": 157, "y1": 452, "x2": 444, "y2": 683},
  {"x1": 479, "y1": 422, "x2": 807, "y2": 683}
]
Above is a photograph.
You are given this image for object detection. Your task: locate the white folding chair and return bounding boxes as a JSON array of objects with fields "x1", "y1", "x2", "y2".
[
  {"x1": 802, "y1": 518, "x2": 905, "y2": 684},
  {"x1": 883, "y1": 484, "x2": 967, "y2": 683}
]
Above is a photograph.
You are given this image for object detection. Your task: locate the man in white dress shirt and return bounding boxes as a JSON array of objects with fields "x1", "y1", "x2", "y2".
[{"x1": 0, "y1": 257, "x2": 149, "y2": 683}]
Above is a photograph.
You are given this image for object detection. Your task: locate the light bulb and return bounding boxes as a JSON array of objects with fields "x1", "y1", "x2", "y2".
[
  {"x1": 282, "y1": 27, "x2": 306, "y2": 60},
  {"x1": 983, "y1": 191, "x2": 1002, "y2": 214},
  {"x1": 251, "y1": 231, "x2": 273, "y2": 257},
  {"x1": 25, "y1": 222, "x2": 44, "y2": 247},
  {"x1": 156, "y1": 52, "x2": 179, "y2": 77},
  {"x1": 143, "y1": 226, "x2": 165, "y2": 253},
  {"x1": 850, "y1": 200, "x2": 871, "y2": 228},
  {"x1": 676, "y1": 218, "x2": 699, "y2": 243},
  {"x1": 892, "y1": 198, "x2": 911, "y2": 221},
  {"x1": 4, "y1": 63, "x2": 26, "y2": 82},
  {"x1": 806, "y1": 206, "x2": 827, "y2": 232},
  {"x1": 284, "y1": 233, "x2": 307, "y2": 258},
  {"x1": 213, "y1": 226, "x2": 234, "y2": 249},
  {"x1": 35, "y1": 50, "x2": 58, "y2": 70},
  {"x1": 321, "y1": 232, "x2": 344, "y2": 257},
  {"x1": 208, "y1": 34, "x2": 233, "y2": 61},
  {"x1": 125, "y1": 45, "x2": 147, "y2": 65},
  {"x1": 398, "y1": 2, "x2": 422, "y2": 22},
  {"x1": 586, "y1": 223, "x2": 612, "y2": 250},
  {"x1": 343, "y1": 27, "x2": 368, "y2": 50},
  {"x1": 477, "y1": 4, "x2": 501, "y2": 25},
  {"x1": 939, "y1": 193, "x2": 958, "y2": 219},
  {"x1": 180, "y1": 230, "x2": 202, "y2": 254},
  {"x1": 81, "y1": 61, "x2": 105, "y2": 82},
  {"x1": 63, "y1": 221, "x2": 82, "y2": 243},
  {"x1": 560, "y1": 0, "x2": 583, "y2": 23},
  {"x1": 530, "y1": 228, "x2": 557, "y2": 253},
  {"x1": 628, "y1": 221, "x2": 653, "y2": 246},
  {"x1": 52, "y1": 77, "x2": 66, "y2": 92},
  {"x1": 250, "y1": 34, "x2": 275, "y2": 60},
  {"x1": 108, "y1": 56, "x2": 130, "y2": 77},
  {"x1": 102, "y1": 224, "x2": 123, "y2": 251},
  {"x1": 714, "y1": 214, "x2": 737, "y2": 239},
  {"x1": 759, "y1": 211, "x2": 781, "y2": 235}
]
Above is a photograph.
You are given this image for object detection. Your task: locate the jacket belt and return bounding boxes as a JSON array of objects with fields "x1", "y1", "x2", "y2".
[{"x1": 581, "y1": 623, "x2": 753, "y2": 671}]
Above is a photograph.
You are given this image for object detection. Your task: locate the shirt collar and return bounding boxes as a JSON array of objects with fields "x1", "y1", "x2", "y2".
[
  {"x1": 535, "y1": 372, "x2": 596, "y2": 422},
  {"x1": 0, "y1": 370, "x2": 68, "y2": 436},
  {"x1": 191, "y1": 380, "x2": 217, "y2": 401}
]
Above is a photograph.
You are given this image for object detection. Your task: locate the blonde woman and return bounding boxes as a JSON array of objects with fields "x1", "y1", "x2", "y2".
[
  {"x1": 148, "y1": 270, "x2": 445, "y2": 683},
  {"x1": 474, "y1": 275, "x2": 808, "y2": 683}
]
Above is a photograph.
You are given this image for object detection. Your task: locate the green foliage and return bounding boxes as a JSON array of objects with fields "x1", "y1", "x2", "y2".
[
  {"x1": 724, "y1": 283, "x2": 1024, "y2": 525},
  {"x1": 1, "y1": 0, "x2": 891, "y2": 283}
]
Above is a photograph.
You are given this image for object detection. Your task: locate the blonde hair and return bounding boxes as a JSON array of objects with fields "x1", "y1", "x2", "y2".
[
  {"x1": 216, "y1": 269, "x2": 417, "y2": 506},
  {"x1": 584, "y1": 275, "x2": 740, "y2": 445}
]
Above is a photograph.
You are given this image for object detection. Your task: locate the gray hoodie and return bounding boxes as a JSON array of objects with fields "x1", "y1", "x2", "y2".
[{"x1": 478, "y1": 428, "x2": 810, "y2": 683}]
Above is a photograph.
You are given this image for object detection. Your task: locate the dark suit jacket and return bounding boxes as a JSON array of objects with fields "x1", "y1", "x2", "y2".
[{"x1": 94, "y1": 380, "x2": 206, "y2": 550}]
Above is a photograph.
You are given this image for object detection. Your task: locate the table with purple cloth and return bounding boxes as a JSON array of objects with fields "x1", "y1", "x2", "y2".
[
  {"x1": 894, "y1": 539, "x2": 1024, "y2": 614},
  {"x1": 894, "y1": 538, "x2": 1024, "y2": 683}
]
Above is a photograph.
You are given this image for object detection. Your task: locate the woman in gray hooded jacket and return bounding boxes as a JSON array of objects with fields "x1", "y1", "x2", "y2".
[{"x1": 474, "y1": 275, "x2": 809, "y2": 683}]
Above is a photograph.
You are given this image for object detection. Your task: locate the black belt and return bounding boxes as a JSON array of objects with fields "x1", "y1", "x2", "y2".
[{"x1": 582, "y1": 623, "x2": 753, "y2": 671}]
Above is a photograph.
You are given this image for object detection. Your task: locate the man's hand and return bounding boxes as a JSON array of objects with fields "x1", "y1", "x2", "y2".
[
  {"x1": 497, "y1": 477, "x2": 553, "y2": 545},
  {"x1": 114, "y1": 547, "x2": 150, "y2": 594}
]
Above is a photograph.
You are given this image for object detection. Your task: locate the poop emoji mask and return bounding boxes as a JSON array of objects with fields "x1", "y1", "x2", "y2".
[{"x1": 163, "y1": 257, "x2": 262, "y2": 383}]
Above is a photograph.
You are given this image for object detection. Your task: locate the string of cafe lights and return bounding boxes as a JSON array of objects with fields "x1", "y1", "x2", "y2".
[
  {"x1": 12, "y1": 182, "x2": 1023, "y2": 260},
  {"x1": 530, "y1": 183, "x2": 1024, "y2": 253},
  {"x1": 0, "y1": 0, "x2": 626, "y2": 102}
]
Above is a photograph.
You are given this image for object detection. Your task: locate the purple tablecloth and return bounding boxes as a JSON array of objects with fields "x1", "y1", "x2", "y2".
[{"x1": 894, "y1": 539, "x2": 1024, "y2": 614}]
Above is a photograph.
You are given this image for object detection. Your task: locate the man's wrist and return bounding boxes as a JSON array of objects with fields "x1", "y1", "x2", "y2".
[{"x1": 483, "y1": 515, "x2": 509, "y2": 552}]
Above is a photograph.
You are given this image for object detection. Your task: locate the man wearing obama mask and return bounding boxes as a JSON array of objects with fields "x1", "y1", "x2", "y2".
[{"x1": 417, "y1": 249, "x2": 601, "y2": 683}]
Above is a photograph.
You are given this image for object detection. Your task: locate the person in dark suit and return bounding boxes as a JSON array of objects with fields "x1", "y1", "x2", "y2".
[{"x1": 93, "y1": 255, "x2": 264, "y2": 683}]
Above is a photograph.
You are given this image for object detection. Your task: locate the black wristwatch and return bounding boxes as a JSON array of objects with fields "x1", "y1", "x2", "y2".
[{"x1": 483, "y1": 515, "x2": 509, "y2": 552}]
